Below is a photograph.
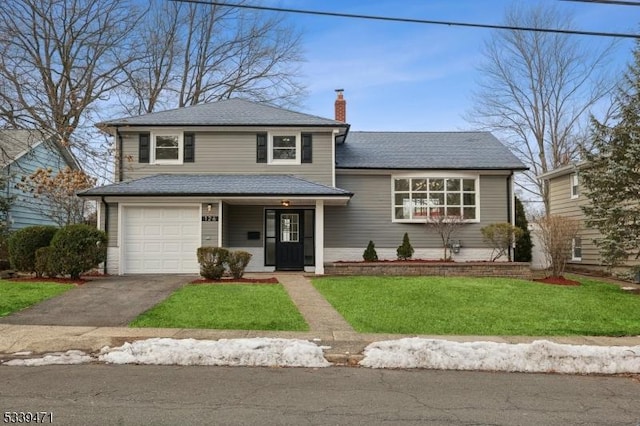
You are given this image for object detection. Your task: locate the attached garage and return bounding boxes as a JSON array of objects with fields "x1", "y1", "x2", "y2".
[{"x1": 121, "y1": 205, "x2": 201, "y2": 274}]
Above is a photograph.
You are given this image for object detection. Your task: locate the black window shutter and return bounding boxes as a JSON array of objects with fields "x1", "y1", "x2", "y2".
[
  {"x1": 184, "y1": 133, "x2": 195, "y2": 163},
  {"x1": 256, "y1": 133, "x2": 267, "y2": 163},
  {"x1": 139, "y1": 133, "x2": 150, "y2": 163},
  {"x1": 301, "y1": 133, "x2": 312, "y2": 163}
]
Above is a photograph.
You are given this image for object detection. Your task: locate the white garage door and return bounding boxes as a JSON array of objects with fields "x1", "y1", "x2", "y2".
[{"x1": 122, "y1": 206, "x2": 200, "y2": 274}]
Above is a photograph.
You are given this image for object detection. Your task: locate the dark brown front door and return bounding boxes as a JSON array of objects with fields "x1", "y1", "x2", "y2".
[{"x1": 275, "y1": 210, "x2": 304, "y2": 270}]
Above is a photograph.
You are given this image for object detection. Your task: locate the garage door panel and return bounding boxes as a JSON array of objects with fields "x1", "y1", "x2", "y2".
[{"x1": 123, "y1": 206, "x2": 200, "y2": 274}]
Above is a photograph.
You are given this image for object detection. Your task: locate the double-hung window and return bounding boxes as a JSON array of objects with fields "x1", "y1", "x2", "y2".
[
  {"x1": 570, "y1": 173, "x2": 579, "y2": 199},
  {"x1": 572, "y1": 237, "x2": 582, "y2": 261},
  {"x1": 269, "y1": 132, "x2": 300, "y2": 164},
  {"x1": 152, "y1": 132, "x2": 183, "y2": 164},
  {"x1": 393, "y1": 176, "x2": 478, "y2": 222}
]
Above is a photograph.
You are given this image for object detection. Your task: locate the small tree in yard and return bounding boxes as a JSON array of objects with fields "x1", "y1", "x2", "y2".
[
  {"x1": 514, "y1": 196, "x2": 533, "y2": 262},
  {"x1": 481, "y1": 223, "x2": 524, "y2": 262},
  {"x1": 363, "y1": 241, "x2": 378, "y2": 262},
  {"x1": 426, "y1": 215, "x2": 465, "y2": 261},
  {"x1": 534, "y1": 215, "x2": 580, "y2": 277},
  {"x1": 396, "y1": 233, "x2": 414, "y2": 260}
]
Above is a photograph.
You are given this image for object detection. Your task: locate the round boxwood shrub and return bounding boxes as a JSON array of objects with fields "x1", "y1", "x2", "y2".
[
  {"x1": 8, "y1": 225, "x2": 59, "y2": 274},
  {"x1": 49, "y1": 224, "x2": 107, "y2": 279},
  {"x1": 197, "y1": 247, "x2": 229, "y2": 280}
]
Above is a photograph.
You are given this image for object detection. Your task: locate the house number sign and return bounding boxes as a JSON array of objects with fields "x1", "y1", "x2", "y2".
[{"x1": 201, "y1": 215, "x2": 219, "y2": 222}]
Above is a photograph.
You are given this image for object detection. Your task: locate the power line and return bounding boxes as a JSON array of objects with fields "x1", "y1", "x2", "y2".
[
  {"x1": 170, "y1": 0, "x2": 640, "y2": 39},
  {"x1": 560, "y1": 0, "x2": 640, "y2": 6}
]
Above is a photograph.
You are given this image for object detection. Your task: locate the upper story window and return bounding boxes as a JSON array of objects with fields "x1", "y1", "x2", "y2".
[
  {"x1": 139, "y1": 131, "x2": 194, "y2": 165},
  {"x1": 570, "y1": 173, "x2": 579, "y2": 199},
  {"x1": 269, "y1": 132, "x2": 300, "y2": 164},
  {"x1": 392, "y1": 176, "x2": 478, "y2": 222},
  {"x1": 154, "y1": 134, "x2": 181, "y2": 163}
]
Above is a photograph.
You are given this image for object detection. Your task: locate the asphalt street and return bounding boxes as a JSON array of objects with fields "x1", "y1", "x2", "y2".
[{"x1": 1, "y1": 365, "x2": 639, "y2": 425}]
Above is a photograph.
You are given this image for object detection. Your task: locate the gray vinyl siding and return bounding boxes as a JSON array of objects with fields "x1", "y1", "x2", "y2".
[
  {"x1": 120, "y1": 131, "x2": 334, "y2": 186},
  {"x1": 201, "y1": 203, "x2": 218, "y2": 247},
  {"x1": 548, "y1": 174, "x2": 602, "y2": 265},
  {"x1": 225, "y1": 205, "x2": 264, "y2": 248},
  {"x1": 325, "y1": 173, "x2": 509, "y2": 249},
  {"x1": 107, "y1": 203, "x2": 118, "y2": 247}
]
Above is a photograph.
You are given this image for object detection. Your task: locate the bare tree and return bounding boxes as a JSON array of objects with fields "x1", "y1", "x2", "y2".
[
  {"x1": 534, "y1": 214, "x2": 580, "y2": 277},
  {"x1": 466, "y1": 3, "x2": 617, "y2": 213},
  {"x1": 425, "y1": 215, "x2": 466, "y2": 261},
  {"x1": 0, "y1": 0, "x2": 144, "y2": 178},
  {"x1": 120, "y1": 0, "x2": 306, "y2": 114}
]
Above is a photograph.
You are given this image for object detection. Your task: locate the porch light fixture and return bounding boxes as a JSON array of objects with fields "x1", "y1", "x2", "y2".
[
  {"x1": 207, "y1": 204, "x2": 212, "y2": 212},
  {"x1": 281, "y1": 200, "x2": 290, "y2": 207}
]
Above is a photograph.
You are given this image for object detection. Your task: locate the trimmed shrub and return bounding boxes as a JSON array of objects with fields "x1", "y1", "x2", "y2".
[
  {"x1": 363, "y1": 240, "x2": 378, "y2": 262},
  {"x1": 197, "y1": 247, "x2": 229, "y2": 280},
  {"x1": 396, "y1": 232, "x2": 414, "y2": 260},
  {"x1": 481, "y1": 223, "x2": 524, "y2": 262},
  {"x1": 8, "y1": 225, "x2": 58, "y2": 274},
  {"x1": 514, "y1": 196, "x2": 533, "y2": 262},
  {"x1": 227, "y1": 250, "x2": 253, "y2": 279},
  {"x1": 35, "y1": 246, "x2": 58, "y2": 278},
  {"x1": 49, "y1": 224, "x2": 107, "y2": 279}
]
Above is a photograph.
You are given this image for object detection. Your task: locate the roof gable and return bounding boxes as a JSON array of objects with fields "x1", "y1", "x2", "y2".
[
  {"x1": 100, "y1": 98, "x2": 347, "y2": 129},
  {"x1": 0, "y1": 130, "x2": 78, "y2": 169},
  {"x1": 337, "y1": 131, "x2": 526, "y2": 170}
]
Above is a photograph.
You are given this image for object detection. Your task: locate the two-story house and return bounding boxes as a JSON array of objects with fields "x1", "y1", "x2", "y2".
[
  {"x1": 80, "y1": 93, "x2": 526, "y2": 275},
  {"x1": 539, "y1": 163, "x2": 639, "y2": 272}
]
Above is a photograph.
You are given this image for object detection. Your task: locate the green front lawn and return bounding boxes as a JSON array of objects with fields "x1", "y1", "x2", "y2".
[
  {"x1": 130, "y1": 284, "x2": 309, "y2": 331},
  {"x1": 0, "y1": 281, "x2": 74, "y2": 317},
  {"x1": 312, "y1": 276, "x2": 640, "y2": 336}
]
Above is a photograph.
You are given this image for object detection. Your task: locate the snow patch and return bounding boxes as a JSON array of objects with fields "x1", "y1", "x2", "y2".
[
  {"x1": 3, "y1": 350, "x2": 93, "y2": 366},
  {"x1": 360, "y1": 338, "x2": 640, "y2": 374},
  {"x1": 98, "y1": 337, "x2": 330, "y2": 367}
]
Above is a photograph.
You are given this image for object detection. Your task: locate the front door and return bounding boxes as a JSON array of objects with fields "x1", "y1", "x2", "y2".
[{"x1": 276, "y1": 210, "x2": 304, "y2": 270}]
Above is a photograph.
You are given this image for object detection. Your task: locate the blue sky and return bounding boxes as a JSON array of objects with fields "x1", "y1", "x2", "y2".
[{"x1": 267, "y1": 0, "x2": 639, "y2": 131}]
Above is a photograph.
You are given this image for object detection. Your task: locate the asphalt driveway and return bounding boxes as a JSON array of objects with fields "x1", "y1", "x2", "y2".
[{"x1": 0, "y1": 275, "x2": 195, "y2": 327}]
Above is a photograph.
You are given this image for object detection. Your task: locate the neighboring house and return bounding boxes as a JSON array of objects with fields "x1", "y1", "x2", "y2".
[
  {"x1": 0, "y1": 130, "x2": 79, "y2": 230},
  {"x1": 79, "y1": 93, "x2": 526, "y2": 275},
  {"x1": 539, "y1": 163, "x2": 638, "y2": 272}
]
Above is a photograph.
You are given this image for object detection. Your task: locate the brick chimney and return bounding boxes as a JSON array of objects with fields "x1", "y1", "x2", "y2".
[{"x1": 334, "y1": 89, "x2": 346, "y2": 122}]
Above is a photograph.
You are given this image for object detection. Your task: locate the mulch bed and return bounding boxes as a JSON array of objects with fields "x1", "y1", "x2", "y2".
[
  {"x1": 190, "y1": 277, "x2": 279, "y2": 285},
  {"x1": 336, "y1": 259, "x2": 454, "y2": 263},
  {"x1": 533, "y1": 276, "x2": 581, "y2": 286}
]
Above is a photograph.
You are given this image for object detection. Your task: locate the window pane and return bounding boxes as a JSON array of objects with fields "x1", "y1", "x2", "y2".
[
  {"x1": 395, "y1": 207, "x2": 409, "y2": 220},
  {"x1": 273, "y1": 136, "x2": 296, "y2": 147},
  {"x1": 413, "y1": 194, "x2": 429, "y2": 218},
  {"x1": 273, "y1": 148, "x2": 296, "y2": 160},
  {"x1": 281, "y1": 214, "x2": 299, "y2": 242},
  {"x1": 394, "y1": 178, "x2": 409, "y2": 191},
  {"x1": 395, "y1": 193, "x2": 410, "y2": 206},
  {"x1": 412, "y1": 179, "x2": 427, "y2": 191},
  {"x1": 463, "y1": 193, "x2": 476, "y2": 206},
  {"x1": 463, "y1": 207, "x2": 476, "y2": 220},
  {"x1": 266, "y1": 210, "x2": 275, "y2": 238},
  {"x1": 447, "y1": 206, "x2": 461, "y2": 217},
  {"x1": 265, "y1": 239, "x2": 275, "y2": 265},
  {"x1": 304, "y1": 238, "x2": 314, "y2": 265},
  {"x1": 446, "y1": 178, "x2": 460, "y2": 191},
  {"x1": 304, "y1": 210, "x2": 314, "y2": 235},
  {"x1": 429, "y1": 193, "x2": 444, "y2": 206},
  {"x1": 446, "y1": 193, "x2": 461, "y2": 205},
  {"x1": 463, "y1": 179, "x2": 475, "y2": 191},
  {"x1": 430, "y1": 207, "x2": 444, "y2": 217},
  {"x1": 156, "y1": 147, "x2": 179, "y2": 160},
  {"x1": 429, "y1": 179, "x2": 444, "y2": 191}
]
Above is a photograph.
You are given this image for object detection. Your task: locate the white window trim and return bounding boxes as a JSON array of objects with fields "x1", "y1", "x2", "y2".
[
  {"x1": 151, "y1": 130, "x2": 184, "y2": 165},
  {"x1": 571, "y1": 237, "x2": 582, "y2": 261},
  {"x1": 391, "y1": 173, "x2": 481, "y2": 223},
  {"x1": 268, "y1": 131, "x2": 301, "y2": 165},
  {"x1": 570, "y1": 173, "x2": 579, "y2": 199}
]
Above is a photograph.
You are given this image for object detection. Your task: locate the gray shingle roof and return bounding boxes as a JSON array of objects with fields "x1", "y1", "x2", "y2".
[
  {"x1": 337, "y1": 131, "x2": 527, "y2": 170},
  {"x1": 100, "y1": 98, "x2": 347, "y2": 128},
  {"x1": 79, "y1": 174, "x2": 353, "y2": 197}
]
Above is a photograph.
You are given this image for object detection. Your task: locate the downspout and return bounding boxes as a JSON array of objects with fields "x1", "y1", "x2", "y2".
[
  {"x1": 101, "y1": 196, "x2": 109, "y2": 274},
  {"x1": 115, "y1": 127, "x2": 123, "y2": 182},
  {"x1": 507, "y1": 171, "x2": 514, "y2": 261}
]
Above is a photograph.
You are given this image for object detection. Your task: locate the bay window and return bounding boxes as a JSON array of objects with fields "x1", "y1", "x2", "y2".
[{"x1": 393, "y1": 176, "x2": 478, "y2": 222}]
